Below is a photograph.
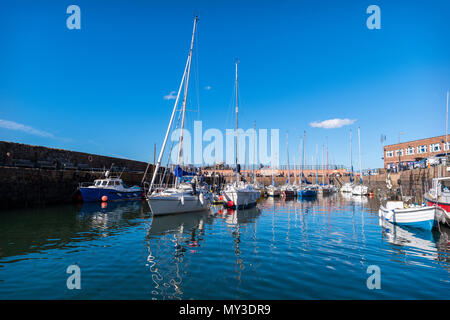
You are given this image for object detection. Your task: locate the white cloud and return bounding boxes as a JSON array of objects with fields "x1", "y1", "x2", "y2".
[
  {"x1": 310, "y1": 118, "x2": 356, "y2": 129},
  {"x1": 0, "y1": 119, "x2": 55, "y2": 138},
  {"x1": 163, "y1": 91, "x2": 177, "y2": 100}
]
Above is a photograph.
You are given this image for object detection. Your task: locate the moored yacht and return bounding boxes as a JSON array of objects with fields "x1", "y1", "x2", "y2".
[
  {"x1": 266, "y1": 184, "x2": 281, "y2": 197},
  {"x1": 352, "y1": 127, "x2": 369, "y2": 196},
  {"x1": 222, "y1": 181, "x2": 260, "y2": 209},
  {"x1": 340, "y1": 182, "x2": 354, "y2": 193},
  {"x1": 221, "y1": 60, "x2": 260, "y2": 209},
  {"x1": 149, "y1": 182, "x2": 212, "y2": 215},
  {"x1": 146, "y1": 17, "x2": 213, "y2": 216}
]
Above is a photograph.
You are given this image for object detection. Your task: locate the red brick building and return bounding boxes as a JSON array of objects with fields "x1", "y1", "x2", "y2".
[{"x1": 383, "y1": 135, "x2": 449, "y2": 169}]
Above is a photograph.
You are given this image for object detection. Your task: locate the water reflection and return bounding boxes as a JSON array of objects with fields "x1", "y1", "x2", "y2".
[
  {"x1": 77, "y1": 200, "x2": 148, "y2": 230},
  {"x1": 0, "y1": 201, "x2": 147, "y2": 264},
  {"x1": 379, "y1": 218, "x2": 450, "y2": 268},
  {"x1": 145, "y1": 210, "x2": 212, "y2": 300},
  {"x1": 1, "y1": 194, "x2": 449, "y2": 299},
  {"x1": 144, "y1": 206, "x2": 263, "y2": 299}
]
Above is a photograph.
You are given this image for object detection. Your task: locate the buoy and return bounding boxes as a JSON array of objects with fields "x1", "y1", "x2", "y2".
[
  {"x1": 188, "y1": 240, "x2": 199, "y2": 247},
  {"x1": 219, "y1": 195, "x2": 223, "y2": 201},
  {"x1": 101, "y1": 195, "x2": 108, "y2": 202},
  {"x1": 227, "y1": 200, "x2": 234, "y2": 208}
]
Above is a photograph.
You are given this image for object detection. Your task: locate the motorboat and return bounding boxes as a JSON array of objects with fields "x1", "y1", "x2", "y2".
[
  {"x1": 78, "y1": 171, "x2": 142, "y2": 202},
  {"x1": 378, "y1": 201, "x2": 437, "y2": 231}
]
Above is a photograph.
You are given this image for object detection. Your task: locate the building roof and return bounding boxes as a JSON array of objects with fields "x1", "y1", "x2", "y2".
[{"x1": 384, "y1": 135, "x2": 447, "y2": 148}]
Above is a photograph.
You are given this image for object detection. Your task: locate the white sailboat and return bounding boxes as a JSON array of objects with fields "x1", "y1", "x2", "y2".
[
  {"x1": 341, "y1": 129, "x2": 354, "y2": 193},
  {"x1": 352, "y1": 127, "x2": 369, "y2": 196},
  {"x1": 280, "y1": 132, "x2": 297, "y2": 197},
  {"x1": 222, "y1": 60, "x2": 260, "y2": 209},
  {"x1": 251, "y1": 121, "x2": 264, "y2": 197},
  {"x1": 147, "y1": 17, "x2": 213, "y2": 215},
  {"x1": 266, "y1": 150, "x2": 281, "y2": 197}
]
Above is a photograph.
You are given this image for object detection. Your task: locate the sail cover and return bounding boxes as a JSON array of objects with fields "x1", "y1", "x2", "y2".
[{"x1": 174, "y1": 165, "x2": 195, "y2": 177}]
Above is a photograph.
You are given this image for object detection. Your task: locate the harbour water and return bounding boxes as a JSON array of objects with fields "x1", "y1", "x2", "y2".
[{"x1": 0, "y1": 195, "x2": 449, "y2": 300}]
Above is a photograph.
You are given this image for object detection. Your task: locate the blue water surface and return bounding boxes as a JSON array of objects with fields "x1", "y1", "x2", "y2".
[{"x1": 0, "y1": 194, "x2": 449, "y2": 299}]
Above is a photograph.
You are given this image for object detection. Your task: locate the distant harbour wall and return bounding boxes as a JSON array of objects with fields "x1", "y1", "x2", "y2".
[
  {"x1": 1, "y1": 141, "x2": 447, "y2": 210},
  {"x1": 0, "y1": 141, "x2": 149, "y2": 172},
  {"x1": 0, "y1": 141, "x2": 160, "y2": 210}
]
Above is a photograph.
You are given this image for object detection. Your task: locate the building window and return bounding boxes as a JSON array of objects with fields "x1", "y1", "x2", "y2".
[
  {"x1": 444, "y1": 142, "x2": 450, "y2": 151},
  {"x1": 417, "y1": 145, "x2": 427, "y2": 154},
  {"x1": 395, "y1": 149, "x2": 404, "y2": 156},
  {"x1": 430, "y1": 143, "x2": 441, "y2": 153},
  {"x1": 386, "y1": 151, "x2": 394, "y2": 158},
  {"x1": 405, "y1": 147, "x2": 415, "y2": 155}
]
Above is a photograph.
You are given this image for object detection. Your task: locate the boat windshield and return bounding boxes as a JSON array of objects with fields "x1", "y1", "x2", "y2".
[{"x1": 440, "y1": 180, "x2": 450, "y2": 192}]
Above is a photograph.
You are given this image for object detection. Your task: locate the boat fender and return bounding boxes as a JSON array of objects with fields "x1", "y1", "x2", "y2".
[
  {"x1": 180, "y1": 194, "x2": 184, "y2": 205},
  {"x1": 199, "y1": 192, "x2": 204, "y2": 205}
]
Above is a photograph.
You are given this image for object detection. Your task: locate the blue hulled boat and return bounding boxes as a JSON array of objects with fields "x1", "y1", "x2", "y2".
[
  {"x1": 78, "y1": 172, "x2": 143, "y2": 202},
  {"x1": 298, "y1": 186, "x2": 318, "y2": 198}
]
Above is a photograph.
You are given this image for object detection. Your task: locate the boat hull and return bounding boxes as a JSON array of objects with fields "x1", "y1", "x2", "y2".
[
  {"x1": 267, "y1": 191, "x2": 280, "y2": 197},
  {"x1": 425, "y1": 197, "x2": 450, "y2": 212},
  {"x1": 298, "y1": 190, "x2": 317, "y2": 198},
  {"x1": 79, "y1": 187, "x2": 143, "y2": 202},
  {"x1": 378, "y1": 205, "x2": 437, "y2": 231},
  {"x1": 352, "y1": 185, "x2": 368, "y2": 195},
  {"x1": 222, "y1": 190, "x2": 260, "y2": 209},
  {"x1": 281, "y1": 190, "x2": 297, "y2": 198},
  {"x1": 147, "y1": 195, "x2": 211, "y2": 216}
]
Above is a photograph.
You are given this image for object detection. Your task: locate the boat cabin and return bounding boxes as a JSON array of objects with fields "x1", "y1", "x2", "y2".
[{"x1": 92, "y1": 178, "x2": 127, "y2": 189}]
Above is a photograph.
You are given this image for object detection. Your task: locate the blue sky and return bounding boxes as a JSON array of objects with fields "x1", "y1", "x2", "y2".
[{"x1": 1, "y1": 0, "x2": 449, "y2": 169}]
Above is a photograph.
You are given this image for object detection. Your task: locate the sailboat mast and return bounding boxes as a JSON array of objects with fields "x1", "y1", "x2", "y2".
[
  {"x1": 286, "y1": 132, "x2": 290, "y2": 184},
  {"x1": 294, "y1": 154, "x2": 297, "y2": 185},
  {"x1": 322, "y1": 144, "x2": 325, "y2": 185},
  {"x1": 253, "y1": 120, "x2": 257, "y2": 184},
  {"x1": 315, "y1": 144, "x2": 318, "y2": 184},
  {"x1": 358, "y1": 126, "x2": 362, "y2": 184},
  {"x1": 326, "y1": 136, "x2": 329, "y2": 185},
  {"x1": 350, "y1": 129, "x2": 353, "y2": 182},
  {"x1": 301, "y1": 131, "x2": 305, "y2": 188},
  {"x1": 235, "y1": 59, "x2": 239, "y2": 183},
  {"x1": 446, "y1": 91, "x2": 449, "y2": 158},
  {"x1": 148, "y1": 17, "x2": 198, "y2": 193},
  {"x1": 176, "y1": 17, "x2": 197, "y2": 169}
]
